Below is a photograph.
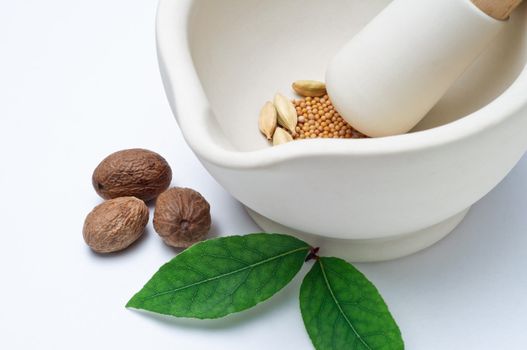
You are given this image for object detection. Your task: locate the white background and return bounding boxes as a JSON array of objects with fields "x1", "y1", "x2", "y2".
[{"x1": 2, "y1": 1, "x2": 527, "y2": 349}]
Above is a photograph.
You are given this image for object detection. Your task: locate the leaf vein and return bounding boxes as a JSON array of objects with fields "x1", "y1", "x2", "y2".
[
  {"x1": 198, "y1": 253, "x2": 249, "y2": 266},
  {"x1": 239, "y1": 239, "x2": 266, "y2": 259},
  {"x1": 220, "y1": 239, "x2": 249, "y2": 265},
  {"x1": 142, "y1": 246, "x2": 309, "y2": 300},
  {"x1": 185, "y1": 284, "x2": 200, "y2": 313},
  {"x1": 255, "y1": 256, "x2": 284, "y2": 294},
  {"x1": 225, "y1": 268, "x2": 253, "y2": 307},
  {"x1": 319, "y1": 259, "x2": 373, "y2": 350}
]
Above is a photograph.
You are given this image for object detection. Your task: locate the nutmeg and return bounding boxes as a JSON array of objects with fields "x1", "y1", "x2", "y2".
[
  {"x1": 153, "y1": 188, "x2": 211, "y2": 248},
  {"x1": 92, "y1": 149, "x2": 172, "y2": 202},
  {"x1": 83, "y1": 197, "x2": 149, "y2": 253}
]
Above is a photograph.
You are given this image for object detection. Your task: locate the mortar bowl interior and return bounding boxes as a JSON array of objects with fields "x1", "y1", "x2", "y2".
[{"x1": 188, "y1": 0, "x2": 527, "y2": 152}]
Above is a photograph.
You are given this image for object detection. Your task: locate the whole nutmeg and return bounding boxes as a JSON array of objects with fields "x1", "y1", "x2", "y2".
[
  {"x1": 83, "y1": 197, "x2": 149, "y2": 253},
  {"x1": 153, "y1": 188, "x2": 211, "y2": 248},
  {"x1": 92, "y1": 149, "x2": 172, "y2": 202}
]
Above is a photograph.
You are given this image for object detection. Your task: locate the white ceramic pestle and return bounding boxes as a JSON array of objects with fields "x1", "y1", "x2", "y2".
[{"x1": 326, "y1": 0, "x2": 523, "y2": 137}]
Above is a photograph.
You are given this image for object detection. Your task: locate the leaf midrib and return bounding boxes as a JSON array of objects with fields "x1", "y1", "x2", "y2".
[
  {"x1": 142, "y1": 246, "x2": 310, "y2": 300},
  {"x1": 319, "y1": 259, "x2": 373, "y2": 350}
]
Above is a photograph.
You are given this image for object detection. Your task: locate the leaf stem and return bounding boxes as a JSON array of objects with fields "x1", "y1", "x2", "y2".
[{"x1": 305, "y1": 247, "x2": 321, "y2": 262}]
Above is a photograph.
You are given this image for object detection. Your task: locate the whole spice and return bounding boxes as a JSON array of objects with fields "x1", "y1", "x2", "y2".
[
  {"x1": 274, "y1": 93, "x2": 298, "y2": 134},
  {"x1": 92, "y1": 149, "x2": 172, "y2": 202},
  {"x1": 258, "y1": 101, "x2": 278, "y2": 140},
  {"x1": 292, "y1": 80, "x2": 327, "y2": 97},
  {"x1": 258, "y1": 82, "x2": 367, "y2": 145},
  {"x1": 293, "y1": 95, "x2": 367, "y2": 140},
  {"x1": 273, "y1": 127, "x2": 293, "y2": 146},
  {"x1": 83, "y1": 197, "x2": 149, "y2": 253},
  {"x1": 153, "y1": 188, "x2": 211, "y2": 248}
]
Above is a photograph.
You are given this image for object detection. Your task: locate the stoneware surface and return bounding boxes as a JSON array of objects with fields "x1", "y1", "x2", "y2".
[{"x1": 156, "y1": 0, "x2": 527, "y2": 261}]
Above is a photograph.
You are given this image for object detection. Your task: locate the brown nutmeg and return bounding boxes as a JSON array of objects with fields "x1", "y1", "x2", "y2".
[
  {"x1": 92, "y1": 149, "x2": 172, "y2": 202},
  {"x1": 83, "y1": 197, "x2": 149, "y2": 253},
  {"x1": 153, "y1": 188, "x2": 211, "y2": 248}
]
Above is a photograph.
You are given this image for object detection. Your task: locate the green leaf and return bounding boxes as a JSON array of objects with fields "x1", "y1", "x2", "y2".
[
  {"x1": 127, "y1": 233, "x2": 311, "y2": 319},
  {"x1": 300, "y1": 257, "x2": 404, "y2": 350}
]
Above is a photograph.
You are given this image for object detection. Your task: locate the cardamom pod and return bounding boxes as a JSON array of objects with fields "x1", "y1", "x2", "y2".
[
  {"x1": 274, "y1": 93, "x2": 298, "y2": 134},
  {"x1": 258, "y1": 101, "x2": 278, "y2": 140},
  {"x1": 292, "y1": 80, "x2": 327, "y2": 97},
  {"x1": 273, "y1": 127, "x2": 293, "y2": 146}
]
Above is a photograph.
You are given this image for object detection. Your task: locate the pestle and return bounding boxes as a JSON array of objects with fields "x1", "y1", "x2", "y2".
[{"x1": 326, "y1": 0, "x2": 523, "y2": 138}]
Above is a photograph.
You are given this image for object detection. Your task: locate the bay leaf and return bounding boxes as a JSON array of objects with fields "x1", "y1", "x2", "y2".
[
  {"x1": 127, "y1": 233, "x2": 311, "y2": 319},
  {"x1": 300, "y1": 257, "x2": 404, "y2": 350}
]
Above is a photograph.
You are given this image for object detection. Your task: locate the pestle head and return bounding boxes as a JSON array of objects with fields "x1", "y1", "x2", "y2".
[
  {"x1": 326, "y1": 0, "x2": 509, "y2": 137},
  {"x1": 472, "y1": 0, "x2": 523, "y2": 20}
]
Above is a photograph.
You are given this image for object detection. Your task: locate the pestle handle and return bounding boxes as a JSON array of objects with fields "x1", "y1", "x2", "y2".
[
  {"x1": 472, "y1": 0, "x2": 523, "y2": 20},
  {"x1": 326, "y1": 0, "x2": 510, "y2": 137}
]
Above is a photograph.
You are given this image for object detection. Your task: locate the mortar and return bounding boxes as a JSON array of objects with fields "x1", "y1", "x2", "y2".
[{"x1": 156, "y1": 0, "x2": 527, "y2": 261}]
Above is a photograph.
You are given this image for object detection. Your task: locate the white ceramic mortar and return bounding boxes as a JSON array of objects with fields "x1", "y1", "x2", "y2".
[{"x1": 156, "y1": 0, "x2": 527, "y2": 261}]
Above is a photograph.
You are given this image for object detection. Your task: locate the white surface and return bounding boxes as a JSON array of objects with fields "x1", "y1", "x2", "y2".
[
  {"x1": 326, "y1": 0, "x2": 505, "y2": 137},
  {"x1": 1, "y1": 1, "x2": 527, "y2": 349}
]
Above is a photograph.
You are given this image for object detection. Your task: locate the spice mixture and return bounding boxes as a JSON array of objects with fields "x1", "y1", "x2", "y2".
[
  {"x1": 258, "y1": 80, "x2": 367, "y2": 146},
  {"x1": 292, "y1": 95, "x2": 366, "y2": 140}
]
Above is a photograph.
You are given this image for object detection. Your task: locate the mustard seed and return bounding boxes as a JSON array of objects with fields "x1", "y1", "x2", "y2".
[{"x1": 287, "y1": 95, "x2": 367, "y2": 141}]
